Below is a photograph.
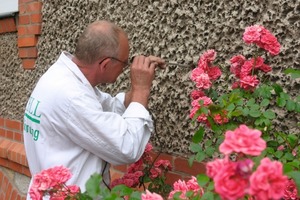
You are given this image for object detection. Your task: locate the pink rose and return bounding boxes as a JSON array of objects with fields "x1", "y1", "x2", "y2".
[
  {"x1": 219, "y1": 124, "x2": 266, "y2": 156},
  {"x1": 243, "y1": 25, "x2": 280, "y2": 55},
  {"x1": 230, "y1": 55, "x2": 246, "y2": 78},
  {"x1": 168, "y1": 179, "x2": 190, "y2": 199},
  {"x1": 249, "y1": 157, "x2": 288, "y2": 200},
  {"x1": 186, "y1": 176, "x2": 204, "y2": 195},
  {"x1": 144, "y1": 143, "x2": 153, "y2": 153},
  {"x1": 29, "y1": 187, "x2": 43, "y2": 200},
  {"x1": 206, "y1": 158, "x2": 228, "y2": 179},
  {"x1": 190, "y1": 68, "x2": 212, "y2": 89},
  {"x1": 49, "y1": 166, "x2": 72, "y2": 185},
  {"x1": 239, "y1": 75, "x2": 260, "y2": 91},
  {"x1": 142, "y1": 190, "x2": 163, "y2": 200},
  {"x1": 207, "y1": 66, "x2": 222, "y2": 81},
  {"x1": 197, "y1": 49, "x2": 217, "y2": 71},
  {"x1": 191, "y1": 90, "x2": 205, "y2": 100},
  {"x1": 243, "y1": 25, "x2": 263, "y2": 44},
  {"x1": 283, "y1": 179, "x2": 299, "y2": 200},
  {"x1": 214, "y1": 161, "x2": 248, "y2": 200},
  {"x1": 154, "y1": 160, "x2": 172, "y2": 170}
]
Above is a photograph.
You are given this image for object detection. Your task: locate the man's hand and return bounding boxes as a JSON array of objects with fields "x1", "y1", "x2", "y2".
[{"x1": 125, "y1": 55, "x2": 165, "y2": 108}]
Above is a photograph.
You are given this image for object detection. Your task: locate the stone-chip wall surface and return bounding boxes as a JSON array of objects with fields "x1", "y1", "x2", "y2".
[{"x1": 1, "y1": 0, "x2": 299, "y2": 155}]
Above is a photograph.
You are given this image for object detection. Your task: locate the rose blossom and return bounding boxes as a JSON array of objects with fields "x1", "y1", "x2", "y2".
[
  {"x1": 142, "y1": 190, "x2": 163, "y2": 200},
  {"x1": 191, "y1": 90, "x2": 205, "y2": 100},
  {"x1": 197, "y1": 49, "x2": 217, "y2": 71},
  {"x1": 230, "y1": 54, "x2": 246, "y2": 78},
  {"x1": 190, "y1": 68, "x2": 212, "y2": 89},
  {"x1": 243, "y1": 25, "x2": 280, "y2": 55},
  {"x1": 239, "y1": 75, "x2": 260, "y2": 91},
  {"x1": 206, "y1": 158, "x2": 229, "y2": 179},
  {"x1": 214, "y1": 161, "x2": 248, "y2": 200},
  {"x1": 283, "y1": 179, "x2": 299, "y2": 200},
  {"x1": 249, "y1": 157, "x2": 288, "y2": 200},
  {"x1": 154, "y1": 160, "x2": 172, "y2": 171},
  {"x1": 219, "y1": 124, "x2": 266, "y2": 156},
  {"x1": 207, "y1": 66, "x2": 222, "y2": 80},
  {"x1": 168, "y1": 177, "x2": 203, "y2": 199}
]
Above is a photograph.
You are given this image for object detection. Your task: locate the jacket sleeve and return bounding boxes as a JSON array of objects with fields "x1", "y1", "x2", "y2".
[{"x1": 64, "y1": 91, "x2": 153, "y2": 165}]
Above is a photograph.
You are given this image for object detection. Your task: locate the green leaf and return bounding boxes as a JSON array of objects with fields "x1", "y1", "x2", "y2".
[
  {"x1": 242, "y1": 107, "x2": 249, "y2": 116},
  {"x1": 195, "y1": 151, "x2": 206, "y2": 162},
  {"x1": 286, "y1": 99, "x2": 296, "y2": 111},
  {"x1": 129, "y1": 191, "x2": 142, "y2": 200},
  {"x1": 196, "y1": 174, "x2": 210, "y2": 187},
  {"x1": 111, "y1": 185, "x2": 133, "y2": 197},
  {"x1": 275, "y1": 151, "x2": 283, "y2": 159},
  {"x1": 205, "y1": 146, "x2": 216, "y2": 157},
  {"x1": 284, "y1": 68, "x2": 300, "y2": 79},
  {"x1": 188, "y1": 155, "x2": 195, "y2": 167},
  {"x1": 249, "y1": 109, "x2": 261, "y2": 117},
  {"x1": 287, "y1": 134, "x2": 298, "y2": 148},
  {"x1": 85, "y1": 173, "x2": 102, "y2": 198},
  {"x1": 283, "y1": 152, "x2": 295, "y2": 161},
  {"x1": 246, "y1": 98, "x2": 256, "y2": 107},
  {"x1": 272, "y1": 83, "x2": 283, "y2": 95},
  {"x1": 190, "y1": 142, "x2": 202, "y2": 152},
  {"x1": 227, "y1": 103, "x2": 235, "y2": 111},
  {"x1": 260, "y1": 99, "x2": 270, "y2": 107},
  {"x1": 192, "y1": 127, "x2": 205, "y2": 143},
  {"x1": 201, "y1": 191, "x2": 215, "y2": 200},
  {"x1": 263, "y1": 110, "x2": 276, "y2": 119}
]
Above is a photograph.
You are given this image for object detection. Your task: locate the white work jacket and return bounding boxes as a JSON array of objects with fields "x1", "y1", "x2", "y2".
[{"x1": 23, "y1": 51, "x2": 153, "y2": 198}]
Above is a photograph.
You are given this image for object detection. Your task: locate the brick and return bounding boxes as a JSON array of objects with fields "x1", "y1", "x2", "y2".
[
  {"x1": 19, "y1": 15, "x2": 30, "y2": 25},
  {"x1": 14, "y1": 132, "x2": 23, "y2": 142},
  {"x1": 30, "y1": 13, "x2": 42, "y2": 23},
  {"x1": 8, "y1": 143, "x2": 25, "y2": 165},
  {"x1": 0, "y1": 157, "x2": 9, "y2": 167},
  {"x1": 17, "y1": 26, "x2": 26, "y2": 35},
  {"x1": 5, "y1": 119, "x2": 22, "y2": 131},
  {"x1": 27, "y1": 2, "x2": 43, "y2": 13},
  {"x1": 22, "y1": 59, "x2": 36, "y2": 69},
  {"x1": 18, "y1": 36, "x2": 38, "y2": 47},
  {"x1": 6, "y1": 130, "x2": 14, "y2": 140},
  {"x1": 110, "y1": 170, "x2": 124, "y2": 181},
  {"x1": 18, "y1": 4, "x2": 27, "y2": 14},
  {"x1": 0, "y1": 128, "x2": 5, "y2": 137},
  {"x1": 0, "y1": 117, "x2": 4, "y2": 126},
  {"x1": 174, "y1": 157, "x2": 206, "y2": 176},
  {"x1": 19, "y1": 47, "x2": 38, "y2": 58},
  {"x1": 26, "y1": 24, "x2": 41, "y2": 35},
  {"x1": 11, "y1": 189, "x2": 18, "y2": 200},
  {"x1": 0, "y1": 139, "x2": 13, "y2": 159},
  {"x1": 22, "y1": 166, "x2": 31, "y2": 177},
  {"x1": 165, "y1": 171, "x2": 183, "y2": 185},
  {"x1": 111, "y1": 164, "x2": 128, "y2": 172},
  {"x1": 8, "y1": 160, "x2": 23, "y2": 174},
  {"x1": 4, "y1": 182, "x2": 12, "y2": 200}
]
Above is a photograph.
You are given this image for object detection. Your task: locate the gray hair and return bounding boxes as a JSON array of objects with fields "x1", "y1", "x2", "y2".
[{"x1": 74, "y1": 20, "x2": 125, "y2": 64}]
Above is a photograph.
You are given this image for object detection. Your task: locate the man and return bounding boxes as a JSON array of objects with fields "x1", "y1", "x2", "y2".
[{"x1": 23, "y1": 20, "x2": 165, "y2": 198}]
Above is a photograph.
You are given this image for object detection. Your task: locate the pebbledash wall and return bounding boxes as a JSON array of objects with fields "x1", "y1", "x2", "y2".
[{"x1": 0, "y1": 0, "x2": 299, "y2": 199}]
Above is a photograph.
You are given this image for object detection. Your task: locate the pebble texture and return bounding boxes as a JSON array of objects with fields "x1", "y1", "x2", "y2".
[{"x1": 1, "y1": 0, "x2": 299, "y2": 155}]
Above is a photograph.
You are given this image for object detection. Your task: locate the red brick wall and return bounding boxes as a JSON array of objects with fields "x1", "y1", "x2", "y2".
[
  {"x1": 18, "y1": 0, "x2": 42, "y2": 69},
  {"x1": 0, "y1": 118, "x2": 28, "y2": 200}
]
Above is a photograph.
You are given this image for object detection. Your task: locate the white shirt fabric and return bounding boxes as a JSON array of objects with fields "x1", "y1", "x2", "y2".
[{"x1": 23, "y1": 51, "x2": 153, "y2": 198}]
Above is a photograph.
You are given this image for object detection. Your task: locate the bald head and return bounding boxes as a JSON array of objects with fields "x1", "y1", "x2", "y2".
[{"x1": 74, "y1": 20, "x2": 127, "y2": 65}]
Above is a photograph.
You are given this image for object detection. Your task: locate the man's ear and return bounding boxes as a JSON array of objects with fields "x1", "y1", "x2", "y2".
[{"x1": 98, "y1": 58, "x2": 111, "y2": 71}]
